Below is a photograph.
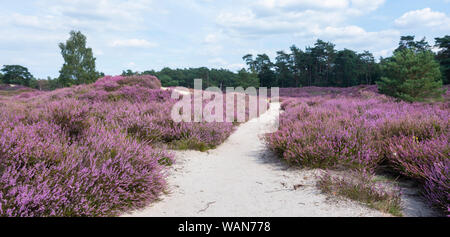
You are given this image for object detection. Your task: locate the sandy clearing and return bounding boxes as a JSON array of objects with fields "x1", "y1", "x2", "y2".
[{"x1": 123, "y1": 102, "x2": 437, "y2": 217}]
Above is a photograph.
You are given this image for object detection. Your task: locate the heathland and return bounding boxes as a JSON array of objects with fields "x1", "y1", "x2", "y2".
[{"x1": 0, "y1": 76, "x2": 448, "y2": 216}]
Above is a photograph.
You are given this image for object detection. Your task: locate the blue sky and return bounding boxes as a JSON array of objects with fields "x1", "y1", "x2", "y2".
[{"x1": 0, "y1": 0, "x2": 449, "y2": 78}]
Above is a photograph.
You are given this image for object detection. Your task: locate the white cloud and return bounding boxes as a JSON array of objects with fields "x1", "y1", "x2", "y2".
[
  {"x1": 109, "y1": 39, "x2": 158, "y2": 48},
  {"x1": 93, "y1": 49, "x2": 104, "y2": 56},
  {"x1": 5, "y1": 0, "x2": 449, "y2": 78},
  {"x1": 204, "y1": 34, "x2": 220, "y2": 44},
  {"x1": 126, "y1": 62, "x2": 136, "y2": 68},
  {"x1": 349, "y1": 0, "x2": 385, "y2": 12},
  {"x1": 254, "y1": 0, "x2": 385, "y2": 15},
  {"x1": 257, "y1": 0, "x2": 349, "y2": 10},
  {"x1": 206, "y1": 58, "x2": 245, "y2": 70},
  {"x1": 215, "y1": 0, "x2": 386, "y2": 38},
  {"x1": 216, "y1": 9, "x2": 347, "y2": 37},
  {"x1": 227, "y1": 63, "x2": 247, "y2": 71},
  {"x1": 18, "y1": 0, "x2": 160, "y2": 32},
  {"x1": 395, "y1": 8, "x2": 450, "y2": 30},
  {"x1": 296, "y1": 25, "x2": 400, "y2": 57},
  {"x1": 208, "y1": 57, "x2": 227, "y2": 65},
  {"x1": 256, "y1": 0, "x2": 385, "y2": 12},
  {"x1": 9, "y1": 13, "x2": 58, "y2": 30},
  {"x1": 308, "y1": 25, "x2": 399, "y2": 42}
]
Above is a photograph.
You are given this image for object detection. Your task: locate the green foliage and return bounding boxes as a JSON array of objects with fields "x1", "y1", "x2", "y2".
[
  {"x1": 435, "y1": 35, "x2": 450, "y2": 84},
  {"x1": 236, "y1": 69, "x2": 259, "y2": 88},
  {"x1": 334, "y1": 49, "x2": 360, "y2": 87},
  {"x1": 121, "y1": 69, "x2": 138, "y2": 76},
  {"x1": 28, "y1": 77, "x2": 61, "y2": 91},
  {"x1": 131, "y1": 67, "x2": 242, "y2": 89},
  {"x1": 377, "y1": 49, "x2": 444, "y2": 102},
  {"x1": 243, "y1": 40, "x2": 381, "y2": 88},
  {"x1": 242, "y1": 54, "x2": 277, "y2": 87},
  {"x1": 123, "y1": 67, "x2": 259, "y2": 89},
  {"x1": 158, "y1": 74, "x2": 178, "y2": 87},
  {"x1": 275, "y1": 51, "x2": 295, "y2": 87},
  {"x1": 58, "y1": 31, "x2": 101, "y2": 87},
  {"x1": 395, "y1": 35, "x2": 431, "y2": 53},
  {"x1": 0, "y1": 65, "x2": 34, "y2": 86}
]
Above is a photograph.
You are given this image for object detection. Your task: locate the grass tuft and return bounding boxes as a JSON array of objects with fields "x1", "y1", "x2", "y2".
[{"x1": 317, "y1": 171, "x2": 403, "y2": 216}]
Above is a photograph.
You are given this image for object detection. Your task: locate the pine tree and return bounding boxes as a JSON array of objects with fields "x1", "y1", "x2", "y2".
[
  {"x1": 435, "y1": 35, "x2": 450, "y2": 85},
  {"x1": 377, "y1": 49, "x2": 444, "y2": 102}
]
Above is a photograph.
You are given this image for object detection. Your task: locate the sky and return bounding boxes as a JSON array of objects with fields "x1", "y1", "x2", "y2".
[{"x1": 0, "y1": 0, "x2": 449, "y2": 78}]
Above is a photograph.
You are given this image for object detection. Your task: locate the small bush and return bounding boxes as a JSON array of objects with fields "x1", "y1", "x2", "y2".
[{"x1": 45, "y1": 99, "x2": 90, "y2": 138}]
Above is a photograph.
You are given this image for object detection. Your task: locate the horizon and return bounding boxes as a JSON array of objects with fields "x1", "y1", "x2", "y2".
[{"x1": 1, "y1": 0, "x2": 449, "y2": 79}]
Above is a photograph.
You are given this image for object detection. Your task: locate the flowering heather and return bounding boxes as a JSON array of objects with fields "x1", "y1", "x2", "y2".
[
  {"x1": 0, "y1": 75, "x2": 250, "y2": 216},
  {"x1": 266, "y1": 87, "x2": 449, "y2": 213},
  {"x1": 0, "y1": 121, "x2": 171, "y2": 217},
  {"x1": 94, "y1": 75, "x2": 162, "y2": 91},
  {"x1": 279, "y1": 85, "x2": 381, "y2": 99}
]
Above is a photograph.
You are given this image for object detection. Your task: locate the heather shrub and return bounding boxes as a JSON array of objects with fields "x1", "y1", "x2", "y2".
[
  {"x1": 266, "y1": 87, "x2": 449, "y2": 214},
  {"x1": 266, "y1": 98, "x2": 382, "y2": 170},
  {"x1": 422, "y1": 162, "x2": 449, "y2": 213},
  {"x1": 47, "y1": 87, "x2": 78, "y2": 100},
  {"x1": 114, "y1": 86, "x2": 171, "y2": 103},
  {"x1": 86, "y1": 97, "x2": 235, "y2": 150},
  {"x1": 94, "y1": 76, "x2": 121, "y2": 91},
  {"x1": 0, "y1": 74, "x2": 247, "y2": 216},
  {"x1": 386, "y1": 135, "x2": 449, "y2": 179},
  {"x1": 78, "y1": 89, "x2": 109, "y2": 101},
  {"x1": 14, "y1": 90, "x2": 45, "y2": 99},
  {"x1": 95, "y1": 75, "x2": 161, "y2": 90},
  {"x1": 0, "y1": 101, "x2": 173, "y2": 216},
  {"x1": 82, "y1": 76, "x2": 169, "y2": 103},
  {"x1": 0, "y1": 121, "x2": 69, "y2": 168},
  {"x1": 116, "y1": 75, "x2": 162, "y2": 89},
  {"x1": 179, "y1": 122, "x2": 235, "y2": 150},
  {"x1": 0, "y1": 123, "x2": 172, "y2": 217},
  {"x1": 376, "y1": 108, "x2": 448, "y2": 141},
  {"x1": 121, "y1": 105, "x2": 234, "y2": 150},
  {"x1": 45, "y1": 99, "x2": 90, "y2": 138},
  {"x1": 386, "y1": 135, "x2": 449, "y2": 211}
]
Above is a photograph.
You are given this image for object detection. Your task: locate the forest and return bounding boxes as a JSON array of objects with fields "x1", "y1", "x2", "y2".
[{"x1": 124, "y1": 35, "x2": 450, "y2": 90}]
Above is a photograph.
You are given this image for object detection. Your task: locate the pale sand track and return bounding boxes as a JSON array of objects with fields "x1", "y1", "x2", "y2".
[{"x1": 123, "y1": 102, "x2": 437, "y2": 217}]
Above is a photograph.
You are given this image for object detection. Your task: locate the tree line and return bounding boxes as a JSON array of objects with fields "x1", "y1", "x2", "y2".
[
  {"x1": 122, "y1": 67, "x2": 259, "y2": 90},
  {"x1": 1, "y1": 31, "x2": 449, "y2": 99},
  {"x1": 117, "y1": 35, "x2": 450, "y2": 93},
  {"x1": 243, "y1": 41, "x2": 381, "y2": 88},
  {"x1": 242, "y1": 36, "x2": 449, "y2": 88}
]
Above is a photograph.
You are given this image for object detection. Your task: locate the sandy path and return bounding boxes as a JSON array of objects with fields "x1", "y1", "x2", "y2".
[
  {"x1": 124, "y1": 102, "x2": 439, "y2": 217},
  {"x1": 124, "y1": 102, "x2": 393, "y2": 217}
]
